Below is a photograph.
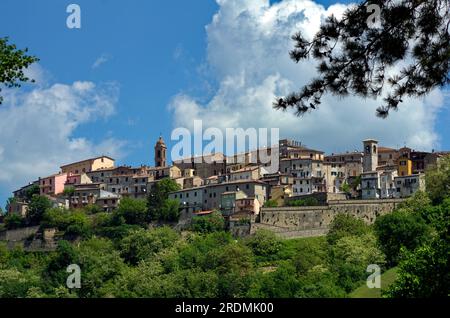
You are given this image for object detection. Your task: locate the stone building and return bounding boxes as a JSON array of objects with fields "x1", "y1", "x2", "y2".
[
  {"x1": 361, "y1": 139, "x2": 380, "y2": 199},
  {"x1": 393, "y1": 174, "x2": 426, "y2": 198},
  {"x1": 155, "y1": 136, "x2": 167, "y2": 168},
  {"x1": 60, "y1": 156, "x2": 115, "y2": 175}
]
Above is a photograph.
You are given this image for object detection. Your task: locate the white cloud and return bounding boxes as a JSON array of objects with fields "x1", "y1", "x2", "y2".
[
  {"x1": 92, "y1": 54, "x2": 111, "y2": 69},
  {"x1": 0, "y1": 75, "x2": 126, "y2": 197},
  {"x1": 169, "y1": 0, "x2": 446, "y2": 153}
]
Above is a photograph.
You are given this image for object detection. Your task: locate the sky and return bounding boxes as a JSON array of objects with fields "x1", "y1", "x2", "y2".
[{"x1": 0, "y1": 0, "x2": 449, "y2": 208}]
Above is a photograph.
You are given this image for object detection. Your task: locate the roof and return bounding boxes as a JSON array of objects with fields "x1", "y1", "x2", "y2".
[
  {"x1": 193, "y1": 210, "x2": 214, "y2": 216},
  {"x1": 98, "y1": 190, "x2": 120, "y2": 199},
  {"x1": 378, "y1": 147, "x2": 397, "y2": 153},
  {"x1": 60, "y1": 156, "x2": 115, "y2": 169}
]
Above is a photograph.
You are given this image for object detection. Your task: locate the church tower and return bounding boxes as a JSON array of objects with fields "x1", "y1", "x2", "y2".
[
  {"x1": 155, "y1": 136, "x2": 167, "y2": 168},
  {"x1": 363, "y1": 139, "x2": 378, "y2": 172}
]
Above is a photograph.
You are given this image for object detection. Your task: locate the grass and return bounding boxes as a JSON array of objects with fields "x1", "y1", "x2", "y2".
[{"x1": 349, "y1": 267, "x2": 398, "y2": 298}]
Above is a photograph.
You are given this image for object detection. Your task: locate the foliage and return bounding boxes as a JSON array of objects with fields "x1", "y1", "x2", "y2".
[
  {"x1": 4, "y1": 214, "x2": 25, "y2": 230},
  {"x1": 119, "y1": 227, "x2": 179, "y2": 265},
  {"x1": 286, "y1": 197, "x2": 319, "y2": 207},
  {"x1": 245, "y1": 229, "x2": 282, "y2": 259},
  {"x1": 327, "y1": 214, "x2": 370, "y2": 245},
  {"x1": 62, "y1": 187, "x2": 75, "y2": 198},
  {"x1": 147, "y1": 178, "x2": 181, "y2": 222},
  {"x1": 159, "y1": 199, "x2": 180, "y2": 222},
  {"x1": 425, "y1": 155, "x2": 450, "y2": 204},
  {"x1": 24, "y1": 185, "x2": 40, "y2": 202},
  {"x1": 0, "y1": 37, "x2": 39, "y2": 104},
  {"x1": 329, "y1": 233, "x2": 385, "y2": 293},
  {"x1": 274, "y1": 0, "x2": 450, "y2": 117},
  {"x1": 41, "y1": 208, "x2": 92, "y2": 238},
  {"x1": 27, "y1": 195, "x2": 52, "y2": 225},
  {"x1": 191, "y1": 211, "x2": 225, "y2": 233},
  {"x1": 263, "y1": 199, "x2": 278, "y2": 208},
  {"x1": 374, "y1": 210, "x2": 432, "y2": 266},
  {"x1": 115, "y1": 197, "x2": 148, "y2": 226}
]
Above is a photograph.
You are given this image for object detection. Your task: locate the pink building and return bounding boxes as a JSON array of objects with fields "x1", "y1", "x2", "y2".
[{"x1": 40, "y1": 173, "x2": 68, "y2": 196}]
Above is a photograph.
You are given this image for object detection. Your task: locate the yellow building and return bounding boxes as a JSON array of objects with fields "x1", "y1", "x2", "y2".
[
  {"x1": 398, "y1": 157, "x2": 412, "y2": 176},
  {"x1": 60, "y1": 156, "x2": 115, "y2": 175}
]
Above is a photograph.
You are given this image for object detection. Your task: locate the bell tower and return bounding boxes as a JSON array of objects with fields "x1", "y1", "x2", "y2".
[
  {"x1": 363, "y1": 139, "x2": 378, "y2": 172},
  {"x1": 155, "y1": 135, "x2": 167, "y2": 167}
]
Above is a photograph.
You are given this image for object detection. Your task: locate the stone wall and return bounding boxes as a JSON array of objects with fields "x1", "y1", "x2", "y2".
[{"x1": 259, "y1": 199, "x2": 404, "y2": 237}]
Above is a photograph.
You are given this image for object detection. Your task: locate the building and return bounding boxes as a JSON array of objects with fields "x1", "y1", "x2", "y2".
[
  {"x1": 173, "y1": 153, "x2": 226, "y2": 179},
  {"x1": 280, "y1": 158, "x2": 326, "y2": 195},
  {"x1": 394, "y1": 174, "x2": 426, "y2": 198},
  {"x1": 378, "y1": 147, "x2": 399, "y2": 166},
  {"x1": 69, "y1": 183, "x2": 120, "y2": 211},
  {"x1": 398, "y1": 157, "x2": 413, "y2": 176},
  {"x1": 234, "y1": 197, "x2": 261, "y2": 218},
  {"x1": 60, "y1": 156, "x2": 115, "y2": 175},
  {"x1": 220, "y1": 191, "x2": 248, "y2": 216},
  {"x1": 361, "y1": 139, "x2": 380, "y2": 199},
  {"x1": 268, "y1": 185, "x2": 292, "y2": 206},
  {"x1": 380, "y1": 168, "x2": 398, "y2": 198},
  {"x1": 13, "y1": 180, "x2": 40, "y2": 200},
  {"x1": 155, "y1": 136, "x2": 167, "y2": 167},
  {"x1": 7, "y1": 201, "x2": 29, "y2": 217},
  {"x1": 169, "y1": 180, "x2": 269, "y2": 214},
  {"x1": 40, "y1": 173, "x2": 68, "y2": 196}
]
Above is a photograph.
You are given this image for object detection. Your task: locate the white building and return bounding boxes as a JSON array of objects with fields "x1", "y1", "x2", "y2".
[{"x1": 393, "y1": 174, "x2": 426, "y2": 198}]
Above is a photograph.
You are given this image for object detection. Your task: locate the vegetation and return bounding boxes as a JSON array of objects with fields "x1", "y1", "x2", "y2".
[
  {"x1": 147, "y1": 178, "x2": 181, "y2": 222},
  {"x1": 263, "y1": 199, "x2": 279, "y2": 208},
  {"x1": 274, "y1": 0, "x2": 450, "y2": 117},
  {"x1": 0, "y1": 156, "x2": 448, "y2": 298},
  {"x1": 286, "y1": 197, "x2": 319, "y2": 207},
  {"x1": 191, "y1": 211, "x2": 225, "y2": 234},
  {"x1": 0, "y1": 37, "x2": 39, "y2": 104}
]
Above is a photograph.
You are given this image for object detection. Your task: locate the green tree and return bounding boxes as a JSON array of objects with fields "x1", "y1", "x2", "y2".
[
  {"x1": 115, "y1": 197, "x2": 148, "y2": 226},
  {"x1": 27, "y1": 195, "x2": 52, "y2": 225},
  {"x1": 4, "y1": 214, "x2": 24, "y2": 230},
  {"x1": 274, "y1": 0, "x2": 450, "y2": 117},
  {"x1": 160, "y1": 199, "x2": 180, "y2": 222},
  {"x1": 24, "y1": 185, "x2": 40, "y2": 202},
  {"x1": 119, "y1": 227, "x2": 179, "y2": 265},
  {"x1": 0, "y1": 37, "x2": 39, "y2": 104},
  {"x1": 330, "y1": 233, "x2": 385, "y2": 293},
  {"x1": 245, "y1": 229, "x2": 282, "y2": 259},
  {"x1": 147, "y1": 178, "x2": 181, "y2": 221},
  {"x1": 191, "y1": 211, "x2": 225, "y2": 233},
  {"x1": 425, "y1": 155, "x2": 450, "y2": 204},
  {"x1": 326, "y1": 214, "x2": 370, "y2": 245},
  {"x1": 374, "y1": 210, "x2": 432, "y2": 266}
]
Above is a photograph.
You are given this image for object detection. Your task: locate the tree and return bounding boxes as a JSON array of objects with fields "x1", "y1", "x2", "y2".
[
  {"x1": 425, "y1": 154, "x2": 450, "y2": 204},
  {"x1": 191, "y1": 211, "x2": 225, "y2": 233},
  {"x1": 326, "y1": 214, "x2": 370, "y2": 245},
  {"x1": 24, "y1": 185, "x2": 40, "y2": 202},
  {"x1": 115, "y1": 197, "x2": 148, "y2": 226},
  {"x1": 27, "y1": 195, "x2": 52, "y2": 225},
  {"x1": 374, "y1": 209, "x2": 432, "y2": 266},
  {"x1": 4, "y1": 214, "x2": 24, "y2": 230},
  {"x1": 274, "y1": 0, "x2": 450, "y2": 118},
  {"x1": 147, "y1": 178, "x2": 181, "y2": 222},
  {"x1": 119, "y1": 227, "x2": 179, "y2": 265},
  {"x1": 0, "y1": 37, "x2": 39, "y2": 104},
  {"x1": 329, "y1": 233, "x2": 385, "y2": 293},
  {"x1": 245, "y1": 229, "x2": 282, "y2": 259}
]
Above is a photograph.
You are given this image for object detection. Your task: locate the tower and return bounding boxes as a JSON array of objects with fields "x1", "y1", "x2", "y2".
[
  {"x1": 363, "y1": 139, "x2": 378, "y2": 172},
  {"x1": 155, "y1": 136, "x2": 167, "y2": 168}
]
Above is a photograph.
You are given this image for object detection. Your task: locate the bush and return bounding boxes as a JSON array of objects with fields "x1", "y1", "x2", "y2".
[
  {"x1": 27, "y1": 195, "x2": 52, "y2": 225},
  {"x1": 115, "y1": 197, "x2": 148, "y2": 226},
  {"x1": 119, "y1": 227, "x2": 179, "y2": 265},
  {"x1": 191, "y1": 211, "x2": 225, "y2": 233},
  {"x1": 4, "y1": 214, "x2": 25, "y2": 230},
  {"x1": 374, "y1": 210, "x2": 432, "y2": 266},
  {"x1": 287, "y1": 197, "x2": 319, "y2": 207},
  {"x1": 245, "y1": 229, "x2": 282, "y2": 259},
  {"x1": 263, "y1": 199, "x2": 278, "y2": 208},
  {"x1": 327, "y1": 214, "x2": 370, "y2": 245}
]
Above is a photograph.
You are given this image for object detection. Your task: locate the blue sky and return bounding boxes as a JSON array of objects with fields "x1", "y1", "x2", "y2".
[{"x1": 0, "y1": 0, "x2": 449, "y2": 208}]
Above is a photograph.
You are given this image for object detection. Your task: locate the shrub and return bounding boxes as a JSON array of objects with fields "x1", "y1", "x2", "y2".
[{"x1": 191, "y1": 211, "x2": 225, "y2": 233}]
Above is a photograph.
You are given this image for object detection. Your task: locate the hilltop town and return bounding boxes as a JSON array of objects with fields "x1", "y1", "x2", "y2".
[{"x1": 6, "y1": 136, "x2": 449, "y2": 227}]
